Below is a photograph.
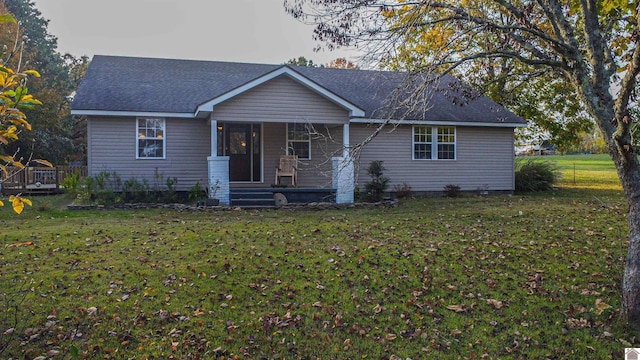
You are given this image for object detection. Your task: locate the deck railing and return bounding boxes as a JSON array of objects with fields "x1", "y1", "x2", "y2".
[{"x1": 0, "y1": 166, "x2": 87, "y2": 194}]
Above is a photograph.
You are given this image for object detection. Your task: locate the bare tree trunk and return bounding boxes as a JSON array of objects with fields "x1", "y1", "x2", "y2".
[
  {"x1": 615, "y1": 149, "x2": 640, "y2": 324},
  {"x1": 623, "y1": 200, "x2": 640, "y2": 324}
]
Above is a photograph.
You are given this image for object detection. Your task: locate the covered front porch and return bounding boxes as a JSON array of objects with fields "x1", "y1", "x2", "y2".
[{"x1": 206, "y1": 120, "x2": 355, "y2": 206}]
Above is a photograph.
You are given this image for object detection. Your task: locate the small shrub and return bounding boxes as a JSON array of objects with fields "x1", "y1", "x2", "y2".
[
  {"x1": 162, "y1": 176, "x2": 179, "y2": 203},
  {"x1": 443, "y1": 184, "x2": 462, "y2": 198},
  {"x1": 76, "y1": 176, "x2": 95, "y2": 203},
  {"x1": 94, "y1": 171, "x2": 121, "y2": 191},
  {"x1": 123, "y1": 177, "x2": 150, "y2": 203},
  {"x1": 85, "y1": 171, "x2": 123, "y2": 205},
  {"x1": 353, "y1": 186, "x2": 361, "y2": 202},
  {"x1": 188, "y1": 182, "x2": 206, "y2": 203},
  {"x1": 515, "y1": 159, "x2": 559, "y2": 192},
  {"x1": 61, "y1": 170, "x2": 82, "y2": 196},
  {"x1": 151, "y1": 168, "x2": 179, "y2": 202},
  {"x1": 152, "y1": 168, "x2": 164, "y2": 192},
  {"x1": 37, "y1": 201, "x2": 51, "y2": 211},
  {"x1": 364, "y1": 160, "x2": 390, "y2": 202},
  {"x1": 393, "y1": 182, "x2": 412, "y2": 199}
]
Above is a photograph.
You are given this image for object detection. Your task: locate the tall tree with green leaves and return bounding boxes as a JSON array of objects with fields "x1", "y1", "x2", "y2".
[
  {"x1": 286, "y1": 56, "x2": 322, "y2": 67},
  {"x1": 2, "y1": 0, "x2": 80, "y2": 165},
  {"x1": 284, "y1": 0, "x2": 640, "y2": 324}
]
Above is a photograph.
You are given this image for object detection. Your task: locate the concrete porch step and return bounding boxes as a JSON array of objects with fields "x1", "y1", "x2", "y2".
[
  {"x1": 230, "y1": 190, "x2": 275, "y2": 207},
  {"x1": 229, "y1": 188, "x2": 337, "y2": 208}
]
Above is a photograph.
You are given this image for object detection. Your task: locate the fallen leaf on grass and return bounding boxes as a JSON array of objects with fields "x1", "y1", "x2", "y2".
[
  {"x1": 566, "y1": 317, "x2": 590, "y2": 328},
  {"x1": 595, "y1": 299, "x2": 612, "y2": 315},
  {"x1": 619, "y1": 338, "x2": 632, "y2": 347},
  {"x1": 6, "y1": 241, "x2": 35, "y2": 247},
  {"x1": 447, "y1": 304, "x2": 467, "y2": 313},
  {"x1": 486, "y1": 299, "x2": 503, "y2": 309}
]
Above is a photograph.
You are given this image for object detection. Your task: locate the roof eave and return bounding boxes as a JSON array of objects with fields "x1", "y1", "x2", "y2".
[
  {"x1": 350, "y1": 118, "x2": 528, "y2": 128},
  {"x1": 70, "y1": 109, "x2": 196, "y2": 118}
]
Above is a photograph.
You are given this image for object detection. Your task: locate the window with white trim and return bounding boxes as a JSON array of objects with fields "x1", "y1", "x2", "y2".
[
  {"x1": 287, "y1": 123, "x2": 311, "y2": 160},
  {"x1": 413, "y1": 126, "x2": 456, "y2": 160},
  {"x1": 137, "y1": 118, "x2": 165, "y2": 159}
]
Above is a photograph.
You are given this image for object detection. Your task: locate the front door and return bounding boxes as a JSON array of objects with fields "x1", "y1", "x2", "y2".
[{"x1": 223, "y1": 123, "x2": 261, "y2": 182}]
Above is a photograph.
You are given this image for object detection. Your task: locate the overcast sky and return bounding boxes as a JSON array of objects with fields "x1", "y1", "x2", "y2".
[{"x1": 31, "y1": 0, "x2": 357, "y2": 65}]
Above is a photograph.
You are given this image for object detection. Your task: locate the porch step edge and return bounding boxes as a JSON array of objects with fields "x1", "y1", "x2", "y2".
[
  {"x1": 231, "y1": 199, "x2": 276, "y2": 207},
  {"x1": 234, "y1": 205, "x2": 277, "y2": 210}
]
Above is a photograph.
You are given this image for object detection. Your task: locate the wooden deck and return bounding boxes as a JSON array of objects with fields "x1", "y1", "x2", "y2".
[{"x1": 1, "y1": 166, "x2": 87, "y2": 195}]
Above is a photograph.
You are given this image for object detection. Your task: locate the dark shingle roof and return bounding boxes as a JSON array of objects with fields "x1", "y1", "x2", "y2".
[{"x1": 72, "y1": 55, "x2": 526, "y2": 125}]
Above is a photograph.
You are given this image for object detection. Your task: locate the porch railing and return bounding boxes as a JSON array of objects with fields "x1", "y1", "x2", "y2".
[{"x1": 0, "y1": 165, "x2": 87, "y2": 194}]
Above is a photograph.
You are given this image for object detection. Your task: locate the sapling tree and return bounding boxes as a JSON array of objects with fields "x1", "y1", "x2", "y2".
[{"x1": 364, "y1": 160, "x2": 390, "y2": 202}]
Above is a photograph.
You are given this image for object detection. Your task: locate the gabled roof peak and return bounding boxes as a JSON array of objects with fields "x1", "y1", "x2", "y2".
[{"x1": 196, "y1": 65, "x2": 365, "y2": 117}]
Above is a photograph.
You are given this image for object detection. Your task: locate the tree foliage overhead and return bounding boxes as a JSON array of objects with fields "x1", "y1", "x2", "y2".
[
  {"x1": 287, "y1": 0, "x2": 632, "y2": 152},
  {"x1": 1, "y1": 0, "x2": 83, "y2": 165},
  {"x1": 284, "y1": 0, "x2": 640, "y2": 325}
]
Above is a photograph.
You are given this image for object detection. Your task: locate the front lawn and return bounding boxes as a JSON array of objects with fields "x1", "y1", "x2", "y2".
[{"x1": 1, "y1": 186, "x2": 636, "y2": 359}]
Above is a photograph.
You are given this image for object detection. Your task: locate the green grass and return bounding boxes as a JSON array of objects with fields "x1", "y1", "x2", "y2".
[
  {"x1": 0, "y1": 155, "x2": 638, "y2": 359},
  {"x1": 521, "y1": 153, "x2": 621, "y2": 190}
]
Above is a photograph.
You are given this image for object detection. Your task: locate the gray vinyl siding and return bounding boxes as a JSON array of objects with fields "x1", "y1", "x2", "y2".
[
  {"x1": 87, "y1": 116, "x2": 210, "y2": 191},
  {"x1": 296, "y1": 124, "x2": 344, "y2": 188},
  {"x1": 351, "y1": 124, "x2": 516, "y2": 192},
  {"x1": 213, "y1": 75, "x2": 349, "y2": 124}
]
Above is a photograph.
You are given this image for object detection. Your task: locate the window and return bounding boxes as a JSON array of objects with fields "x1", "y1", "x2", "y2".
[
  {"x1": 413, "y1": 126, "x2": 456, "y2": 160},
  {"x1": 137, "y1": 118, "x2": 165, "y2": 159},
  {"x1": 437, "y1": 127, "x2": 456, "y2": 160},
  {"x1": 287, "y1": 123, "x2": 311, "y2": 160},
  {"x1": 413, "y1": 126, "x2": 432, "y2": 160}
]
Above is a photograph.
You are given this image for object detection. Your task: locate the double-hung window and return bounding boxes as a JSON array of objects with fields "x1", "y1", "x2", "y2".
[
  {"x1": 137, "y1": 118, "x2": 165, "y2": 159},
  {"x1": 413, "y1": 126, "x2": 456, "y2": 160},
  {"x1": 287, "y1": 123, "x2": 311, "y2": 160}
]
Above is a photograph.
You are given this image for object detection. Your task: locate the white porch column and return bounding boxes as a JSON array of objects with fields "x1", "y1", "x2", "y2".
[
  {"x1": 332, "y1": 123, "x2": 355, "y2": 204},
  {"x1": 208, "y1": 119, "x2": 230, "y2": 205},
  {"x1": 210, "y1": 120, "x2": 218, "y2": 157}
]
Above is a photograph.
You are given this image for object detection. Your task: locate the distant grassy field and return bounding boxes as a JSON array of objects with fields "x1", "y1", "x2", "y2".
[
  {"x1": 0, "y1": 155, "x2": 635, "y2": 359},
  {"x1": 520, "y1": 153, "x2": 621, "y2": 190}
]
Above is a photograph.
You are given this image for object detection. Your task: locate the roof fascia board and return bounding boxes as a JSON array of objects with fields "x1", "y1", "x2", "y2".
[
  {"x1": 197, "y1": 67, "x2": 366, "y2": 117},
  {"x1": 350, "y1": 118, "x2": 528, "y2": 128},
  {"x1": 71, "y1": 110, "x2": 195, "y2": 118}
]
